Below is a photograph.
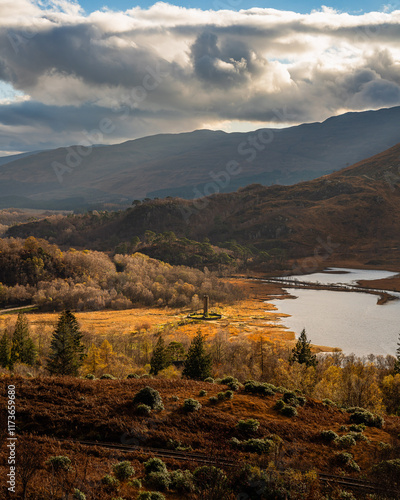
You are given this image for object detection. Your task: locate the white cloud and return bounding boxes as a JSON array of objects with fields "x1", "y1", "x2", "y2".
[{"x1": 0, "y1": 0, "x2": 399, "y2": 152}]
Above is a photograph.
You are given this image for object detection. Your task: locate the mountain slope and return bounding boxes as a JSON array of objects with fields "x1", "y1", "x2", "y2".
[
  {"x1": 7, "y1": 142, "x2": 400, "y2": 266},
  {"x1": 1, "y1": 106, "x2": 400, "y2": 208}
]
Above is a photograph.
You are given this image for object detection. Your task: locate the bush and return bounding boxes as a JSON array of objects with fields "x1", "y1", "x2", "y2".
[
  {"x1": 225, "y1": 390, "x2": 234, "y2": 400},
  {"x1": 144, "y1": 458, "x2": 167, "y2": 475},
  {"x1": 133, "y1": 386, "x2": 164, "y2": 411},
  {"x1": 282, "y1": 390, "x2": 306, "y2": 407},
  {"x1": 169, "y1": 469, "x2": 195, "y2": 492},
  {"x1": 137, "y1": 493, "x2": 166, "y2": 500},
  {"x1": 336, "y1": 434, "x2": 356, "y2": 449},
  {"x1": 112, "y1": 461, "x2": 135, "y2": 481},
  {"x1": 46, "y1": 455, "x2": 72, "y2": 472},
  {"x1": 335, "y1": 452, "x2": 353, "y2": 465},
  {"x1": 199, "y1": 390, "x2": 207, "y2": 397},
  {"x1": 228, "y1": 381, "x2": 240, "y2": 391},
  {"x1": 127, "y1": 373, "x2": 140, "y2": 379},
  {"x1": 128, "y1": 478, "x2": 142, "y2": 488},
  {"x1": 85, "y1": 374, "x2": 95, "y2": 380},
  {"x1": 349, "y1": 424, "x2": 365, "y2": 432},
  {"x1": 230, "y1": 437, "x2": 275, "y2": 455},
  {"x1": 73, "y1": 489, "x2": 86, "y2": 500},
  {"x1": 100, "y1": 374, "x2": 115, "y2": 379},
  {"x1": 136, "y1": 404, "x2": 152, "y2": 416},
  {"x1": 217, "y1": 392, "x2": 226, "y2": 401},
  {"x1": 236, "y1": 419, "x2": 260, "y2": 435},
  {"x1": 371, "y1": 459, "x2": 400, "y2": 489},
  {"x1": 145, "y1": 471, "x2": 171, "y2": 491},
  {"x1": 280, "y1": 405, "x2": 298, "y2": 417},
  {"x1": 349, "y1": 410, "x2": 384, "y2": 428},
  {"x1": 183, "y1": 398, "x2": 202, "y2": 412},
  {"x1": 208, "y1": 396, "x2": 218, "y2": 404},
  {"x1": 274, "y1": 399, "x2": 286, "y2": 411},
  {"x1": 322, "y1": 398, "x2": 336, "y2": 406},
  {"x1": 193, "y1": 466, "x2": 228, "y2": 491},
  {"x1": 244, "y1": 381, "x2": 276, "y2": 396},
  {"x1": 220, "y1": 376, "x2": 238, "y2": 384},
  {"x1": 204, "y1": 377, "x2": 214, "y2": 383},
  {"x1": 320, "y1": 430, "x2": 339, "y2": 443},
  {"x1": 101, "y1": 475, "x2": 120, "y2": 489}
]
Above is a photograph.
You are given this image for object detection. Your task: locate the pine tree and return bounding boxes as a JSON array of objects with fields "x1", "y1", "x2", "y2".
[
  {"x1": 47, "y1": 310, "x2": 86, "y2": 376},
  {"x1": 182, "y1": 329, "x2": 212, "y2": 380},
  {"x1": 394, "y1": 332, "x2": 400, "y2": 375},
  {"x1": 0, "y1": 332, "x2": 10, "y2": 368},
  {"x1": 150, "y1": 335, "x2": 168, "y2": 375},
  {"x1": 9, "y1": 313, "x2": 37, "y2": 368},
  {"x1": 289, "y1": 328, "x2": 317, "y2": 367}
]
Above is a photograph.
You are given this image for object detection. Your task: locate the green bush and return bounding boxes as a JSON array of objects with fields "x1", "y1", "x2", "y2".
[
  {"x1": 137, "y1": 493, "x2": 166, "y2": 500},
  {"x1": 280, "y1": 405, "x2": 298, "y2": 417},
  {"x1": 193, "y1": 465, "x2": 228, "y2": 491},
  {"x1": 112, "y1": 461, "x2": 134, "y2": 481},
  {"x1": 144, "y1": 458, "x2": 167, "y2": 475},
  {"x1": 127, "y1": 373, "x2": 140, "y2": 379},
  {"x1": 128, "y1": 478, "x2": 142, "y2": 488},
  {"x1": 199, "y1": 390, "x2": 207, "y2": 397},
  {"x1": 227, "y1": 381, "x2": 240, "y2": 391},
  {"x1": 236, "y1": 419, "x2": 260, "y2": 434},
  {"x1": 336, "y1": 434, "x2": 356, "y2": 449},
  {"x1": 274, "y1": 399, "x2": 286, "y2": 411},
  {"x1": 136, "y1": 404, "x2": 152, "y2": 416},
  {"x1": 244, "y1": 381, "x2": 276, "y2": 396},
  {"x1": 322, "y1": 398, "x2": 335, "y2": 406},
  {"x1": 101, "y1": 475, "x2": 120, "y2": 489},
  {"x1": 183, "y1": 398, "x2": 202, "y2": 412},
  {"x1": 225, "y1": 390, "x2": 234, "y2": 400},
  {"x1": 220, "y1": 376, "x2": 237, "y2": 384},
  {"x1": 335, "y1": 452, "x2": 353, "y2": 465},
  {"x1": 133, "y1": 386, "x2": 164, "y2": 411},
  {"x1": 349, "y1": 410, "x2": 384, "y2": 428},
  {"x1": 349, "y1": 424, "x2": 365, "y2": 432},
  {"x1": 73, "y1": 489, "x2": 86, "y2": 500},
  {"x1": 85, "y1": 374, "x2": 95, "y2": 380},
  {"x1": 169, "y1": 469, "x2": 195, "y2": 492},
  {"x1": 204, "y1": 377, "x2": 214, "y2": 383},
  {"x1": 282, "y1": 390, "x2": 306, "y2": 406},
  {"x1": 208, "y1": 396, "x2": 218, "y2": 404},
  {"x1": 371, "y1": 459, "x2": 400, "y2": 488},
  {"x1": 100, "y1": 374, "x2": 115, "y2": 379},
  {"x1": 230, "y1": 437, "x2": 275, "y2": 455},
  {"x1": 145, "y1": 471, "x2": 171, "y2": 491},
  {"x1": 217, "y1": 392, "x2": 226, "y2": 400},
  {"x1": 320, "y1": 430, "x2": 339, "y2": 443},
  {"x1": 46, "y1": 455, "x2": 72, "y2": 472}
]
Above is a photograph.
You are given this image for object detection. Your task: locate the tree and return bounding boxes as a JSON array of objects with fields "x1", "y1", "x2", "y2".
[
  {"x1": 394, "y1": 332, "x2": 400, "y2": 375},
  {"x1": 289, "y1": 328, "x2": 317, "y2": 367},
  {"x1": 46, "y1": 310, "x2": 86, "y2": 376},
  {"x1": 9, "y1": 313, "x2": 37, "y2": 368},
  {"x1": 81, "y1": 343, "x2": 105, "y2": 376},
  {"x1": 182, "y1": 330, "x2": 212, "y2": 380},
  {"x1": 150, "y1": 335, "x2": 170, "y2": 375},
  {"x1": 0, "y1": 332, "x2": 10, "y2": 368}
]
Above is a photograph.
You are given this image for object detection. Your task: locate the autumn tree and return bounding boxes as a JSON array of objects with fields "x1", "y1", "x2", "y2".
[
  {"x1": 150, "y1": 335, "x2": 169, "y2": 375},
  {"x1": 182, "y1": 330, "x2": 212, "y2": 380},
  {"x1": 9, "y1": 313, "x2": 37, "y2": 368},
  {"x1": 46, "y1": 310, "x2": 86, "y2": 376},
  {"x1": 81, "y1": 343, "x2": 105, "y2": 376},
  {"x1": 289, "y1": 329, "x2": 317, "y2": 368}
]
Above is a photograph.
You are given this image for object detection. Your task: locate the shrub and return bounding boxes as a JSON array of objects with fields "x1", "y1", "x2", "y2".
[
  {"x1": 137, "y1": 493, "x2": 166, "y2": 500},
  {"x1": 73, "y1": 489, "x2": 86, "y2": 500},
  {"x1": 283, "y1": 390, "x2": 306, "y2": 406},
  {"x1": 280, "y1": 405, "x2": 298, "y2": 417},
  {"x1": 236, "y1": 419, "x2": 260, "y2": 435},
  {"x1": 169, "y1": 469, "x2": 195, "y2": 492},
  {"x1": 336, "y1": 435, "x2": 356, "y2": 449},
  {"x1": 230, "y1": 437, "x2": 275, "y2": 455},
  {"x1": 225, "y1": 390, "x2": 234, "y2": 400},
  {"x1": 339, "y1": 425, "x2": 348, "y2": 432},
  {"x1": 85, "y1": 374, "x2": 95, "y2": 380},
  {"x1": 227, "y1": 381, "x2": 240, "y2": 391},
  {"x1": 127, "y1": 373, "x2": 140, "y2": 379},
  {"x1": 217, "y1": 392, "x2": 226, "y2": 401},
  {"x1": 371, "y1": 459, "x2": 400, "y2": 489},
  {"x1": 337, "y1": 491, "x2": 357, "y2": 499},
  {"x1": 101, "y1": 475, "x2": 120, "y2": 489},
  {"x1": 128, "y1": 478, "x2": 142, "y2": 488},
  {"x1": 193, "y1": 466, "x2": 228, "y2": 491},
  {"x1": 348, "y1": 431, "x2": 367, "y2": 442},
  {"x1": 133, "y1": 386, "x2": 164, "y2": 411},
  {"x1": 199, "y1": 390, "x2": 207, "y2": 397},
  {"x1": 349, "y1": 424, "x2": 365, "y2": 432},
  {"x1": 335, "y1": 452, "x2": 353, "y2": 465},
  {"x1": 274, "y1": 399, "x2": 286, "y2": 411},
  {"x1": 46, "y1": 455, "x2": 72, "y2": 472},
  {"x1": 220, "y1": 376, "x2": 238, "y2": 384},
  {"x1": 204, "y1": 377, "x2": 214, "y2": 383},
  {"x1": 320, "y1": 430, "x2": 339, "y2": 443},
  {"x1": 112, "y1": 461, "x2": 134, "y2": 481},
  {"x1": 322, "y1": 398, "x2": 335, "y2": 406},
  {"x1": 183, "y1": 398, "x2": 202, "y2": 412},
  {"x1": 349, "y1": 410, "x2": 384, "y2": 428},
  {"x1": 144, "y1": 458, "x2": 167, "y2": 475},
  {"x1": 171, "y1": 395, "x2": 179, "y2": 401},
  {"x1": 136, "y1": 404, "x2": 152, "y2": 416},
  {"x1": 100, "y1": 374, "x2": 115, "y2": 379},
  {"x1": 208, "y1": 396, "x2": 218, "y2": 404},
  {"x1": 244, "y1": 381, "x2": 276, "y2": 396},
  {"x1": 145, "y1": 471, "x2": 171, "y2": 491}
]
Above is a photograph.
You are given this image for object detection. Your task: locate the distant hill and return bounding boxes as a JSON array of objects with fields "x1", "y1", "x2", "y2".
[
  {"x1": 7, "y1": 142, "x2": 400, "y2": 267},
  {"x1": 1, "y1": 106, "x2": 400, "y2": 209}
]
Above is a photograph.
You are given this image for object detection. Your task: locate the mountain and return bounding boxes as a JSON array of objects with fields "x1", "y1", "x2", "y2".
[
  {"x1": 7, "y1": 142, "x2": 400, "y2": 267},
  {"x1": 1, "y1": 106, "x2": 400, "y2": 209},
  {"x1": 0, "y1": 150, "x2": 44, "y2": 167}
]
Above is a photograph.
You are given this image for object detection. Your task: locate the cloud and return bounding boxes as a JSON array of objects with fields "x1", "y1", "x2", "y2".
[{"x1": 0, "y1": 1, "x2": 400, "y2": 152}]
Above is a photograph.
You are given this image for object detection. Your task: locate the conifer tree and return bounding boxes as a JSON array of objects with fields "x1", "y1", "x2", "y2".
[
  {"x1": 182, "y1": 329, "x2": 212, "y2": 380},
  {"x1": 150, "y1": 335, "x2": 168, "y2": 375},
  {"x1": 0, "y1": 332, "x2": 10, "y2": 368},
  {"x1": 394, "y1": 332, "x2": 400, "y2": 375},
  {"x1": 47, "y1": 310, "x2": 86, "y2": 376},
  {"x1": 81, "y1": 343, "x2": 105, "y2": 376},
  {"x1": 9, "y1": 313, "x2": 37, "y2": 368},
  {"x1": 99, "y1": 339, "x2": 115, "y2": 373},
  {"x1": 289, "y1": 328, "x2": 317, "y2": 367}
]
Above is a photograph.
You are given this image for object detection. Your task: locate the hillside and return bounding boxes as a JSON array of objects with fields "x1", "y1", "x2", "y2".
[
  {"x1": 7, "y1": 142, "x2": 400, "y2": 268},
  {"x1": 1, "y1": 107, "x2": 400, "y2": 209}
]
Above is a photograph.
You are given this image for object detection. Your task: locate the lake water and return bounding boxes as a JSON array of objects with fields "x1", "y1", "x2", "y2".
[{"x1": 269, "y1": 268, "x2": 400, "y2": 356}]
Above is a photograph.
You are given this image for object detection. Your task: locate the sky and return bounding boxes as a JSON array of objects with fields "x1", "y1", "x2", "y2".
[{"x1": 0, "y1": 0, "x2": 400, "y2": 155}]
